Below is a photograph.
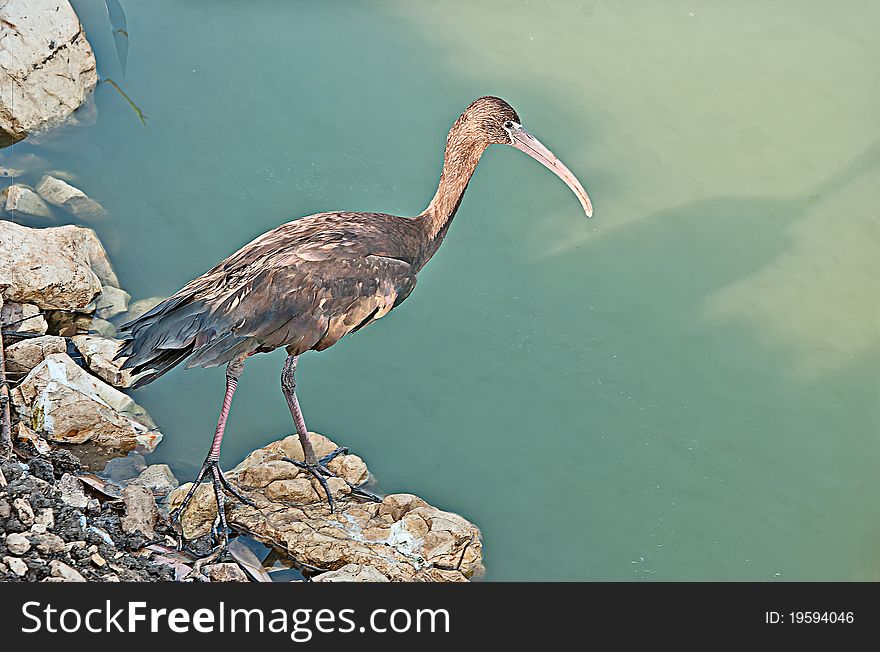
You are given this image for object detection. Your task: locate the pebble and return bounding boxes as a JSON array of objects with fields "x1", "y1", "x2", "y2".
[
  {"x1": 5, "y1": 532, "x2": 31, "y2": 555},
  {"x1": 49, "y1": 560, "x2": 86, "y2": 582},
  {"x1": 13, "y1": 498, "x2": 34, "y2": 527},
  {"x1": 3, "y1": 556, "x2": 28, "y2": 577}
]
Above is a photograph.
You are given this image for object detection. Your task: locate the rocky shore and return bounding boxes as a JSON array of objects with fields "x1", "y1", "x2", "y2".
[{"x1": 0, "y1": 0, "x2": 484, "y2": 582}]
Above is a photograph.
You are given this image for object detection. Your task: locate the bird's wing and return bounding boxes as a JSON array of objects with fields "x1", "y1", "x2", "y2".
[
  {"x1": 187, "y1": 251, "x2": 417, "y2": 364},
  {"x1": 119, "y1": 213, "x2": 418, "y2": 376}
]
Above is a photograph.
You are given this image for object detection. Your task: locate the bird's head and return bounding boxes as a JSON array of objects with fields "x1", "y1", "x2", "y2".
[{"x1": 457, "y1": 96, "x2": 593, "y2": 218}]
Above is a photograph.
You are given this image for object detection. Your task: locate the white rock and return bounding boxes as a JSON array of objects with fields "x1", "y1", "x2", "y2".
[
  {"x1": 2, "y1": 185, "x2": 51, "y2": 217},
  {"x1": 5, "y1": 533, "x2": 31, "y2": 556},
  {"x1": 95, "y1": 286, "x2": 130, "y2": 319},
  {"x1": 11, "y1": 352, "x2": 162, "y2": 451},
  {"x1": 35, "y1": 175, "x2": 106, "y2": 219},
  {"x1": 312, "y1": 563, "x2": 390, "y2": 582},
  {"x1": 0, "y1": 221, "x2": 119, "y2": 311},
  {"x1": 0, "y1": 301, "x2": 47, "y2": 335},
  {"x1": 71, "y1": 334, "x2": 132, "y2": 387},
  {"x1": 4, "y1": 335, "x2": 66, "y2": 374},
  {"x1": 0, "y1": 0, "x2": 97, "y2": 143},
  {"x1": 3, "y1": 556, "x2": 28, "y2": 576}
]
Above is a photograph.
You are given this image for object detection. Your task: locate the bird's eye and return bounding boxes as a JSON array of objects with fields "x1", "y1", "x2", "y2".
[{"x1": 503, "y1": 121, "x2": 514, "y2": 129}]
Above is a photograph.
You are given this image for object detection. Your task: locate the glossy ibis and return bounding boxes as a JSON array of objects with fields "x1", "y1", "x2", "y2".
[{"x1": 117, "y1": 96, "x2": 592, "y2": 542}]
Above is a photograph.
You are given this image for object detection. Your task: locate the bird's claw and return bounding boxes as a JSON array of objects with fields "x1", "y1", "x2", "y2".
[
  {"x1": 283, "y1": 446, "x2": 378, "y2": 512},
  {"x1": 169, "y1": 458, "x2": 254, "y2": 554}
]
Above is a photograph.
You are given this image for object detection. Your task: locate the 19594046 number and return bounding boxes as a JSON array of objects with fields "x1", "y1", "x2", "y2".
[{"x1": 789, "y1": 612, "x2": 854, "y2": 624}]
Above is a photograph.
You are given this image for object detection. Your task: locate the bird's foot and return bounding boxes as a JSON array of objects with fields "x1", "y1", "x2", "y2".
[
  {"x1": 169, "y1": 458, "x2": 256, "y2": 554},
  {"x1": 282, "y1": 447, "x2": 379, "y2": 513}
]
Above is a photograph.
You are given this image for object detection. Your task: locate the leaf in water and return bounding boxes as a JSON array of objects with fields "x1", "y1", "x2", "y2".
[
  {"x1": 103, "y1": 79, "x2": 147, "y2": 126},
  {"x1": 228, "y1": 538, "x2": 272, "y2": 582},
  {"x1": 104, "y1": 0, "x2": 129, "y2": 76}
]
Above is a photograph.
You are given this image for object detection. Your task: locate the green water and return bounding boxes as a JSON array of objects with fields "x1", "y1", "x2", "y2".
[{"x1": 5, "y1": 0, "x2": 880, "y2": 580}]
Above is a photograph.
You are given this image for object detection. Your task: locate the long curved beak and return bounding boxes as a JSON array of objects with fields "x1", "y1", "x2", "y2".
[{"x1": 507, "y1": 123, "x2": 593, "y2": 218}]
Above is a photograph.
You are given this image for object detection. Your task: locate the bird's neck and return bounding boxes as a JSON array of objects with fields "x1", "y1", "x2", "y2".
[{"x1": 417, "y1": 129, "x2": 487, "y2": 262}]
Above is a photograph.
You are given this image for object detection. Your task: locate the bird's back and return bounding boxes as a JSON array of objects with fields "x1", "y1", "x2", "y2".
[{"x1": 117, "y1": 212, "x2": 422, "y2": 387}]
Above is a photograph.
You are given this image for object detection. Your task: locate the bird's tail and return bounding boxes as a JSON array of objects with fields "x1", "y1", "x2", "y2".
[{"x1": 115, "y1": 294, "x2": 199, "y2": 388}]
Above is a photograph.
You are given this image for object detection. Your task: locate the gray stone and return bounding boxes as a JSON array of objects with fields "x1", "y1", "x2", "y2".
[
  {"x1": 95, "y1": 286, "x2": 130, "y2": 320},
  {"x1": 49, "y1": 560, "x2": 86, "y2": 582},
  {"x1": 120, "y1": 484, "x2": 158, "y2": 537},
  {"x1": 3, "y1": 184, "x2": 51, "y2": 217},
  {"x1": 3, "y1": 556, "x2": 28, "y2": 576},
  {"x1": 5, "y1": 532, "x2": 31, "y2": 555},
  {"x1": 59, "y1": 473, "x2": 89, "y2": 509},
  {"x1": 12, "y1": 498, "x2": 34, "y2": 526},
  {"x1": 132, "y1": 464, "x2": 179, "y2": 496},
  {"x1": 30, "y1": 532, "x2": 65, "y2": 554},
  {"x1": 35, "y1": 176, "x2": 106, "y2": 219}
]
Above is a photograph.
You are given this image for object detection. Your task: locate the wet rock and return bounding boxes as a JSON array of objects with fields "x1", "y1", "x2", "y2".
[
  {"x1": 4, "y1": 556, "x2": 27, "y2": 576},
  {"x1": 3, "y1": 184, "x2": 51, "y2": 218},
  {"x1": 0, "y1": 221, "x2": 119, "y2": 311},
  {"x1": 59, "y1": 473, "x2": 89, "y2": 509},
  {"x1": 35, "y1": 176, "x2": 106, "y2": 219},
  {"x1": 103, "y1": 452, "x2": 147, "y2": 483},
  {"x1": 0, "y1": 301, "x2": 47, "y2": 335},
  {"x1": 4, "y1": 335, "x2": 66, "y2": 375},
  {"x1": 71, "y1": 335, "x2": 132, "y2": 387},
  {"x1": 169, "y1": 433, "x2": 483, "y2": 582},
  {"x1": 313, "y1": 563, "x2": 390, "y2": 583},
  {"x1": 204, "y1": 563, "x2": 249, "y2": 582},
  {"x1": 90, "y1": 317, "x2": 117, "y2": 338},
  {"x1": 132, "y1": 464, "x2": 178, "y2": 496},
  {"x1": 120, "y1": 485, "x2": 158, "y2": 538},
  {"x1": 121, "y1": 296, "x2": 165, "y2": 323},
  {"x1": 0, "y1": 166, "x2": 26, "y2": 178},
  {"x1": 49, "y1": 560, "x2": 86, "y2": 582},
  {"x1": 5, "y1": 532, "x2": 31, "y2": 555},
  {"x1": 95, "y1": 286, "x2": 130, "y2": 320},
  {"x1": 11, "y1": 353, "x2": 162, "y2": 451},
  {"x1": 0, "y1": 0, "x2": 98, "y2": 144}
]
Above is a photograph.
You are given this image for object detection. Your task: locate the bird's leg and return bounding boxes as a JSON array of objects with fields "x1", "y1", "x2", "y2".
[
  {"x1": 170, "y1": 358, "x2": 254, "y2": 550},
  {"x1": 280, "y1": 354, "x2": 376, "y2": 512}
]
